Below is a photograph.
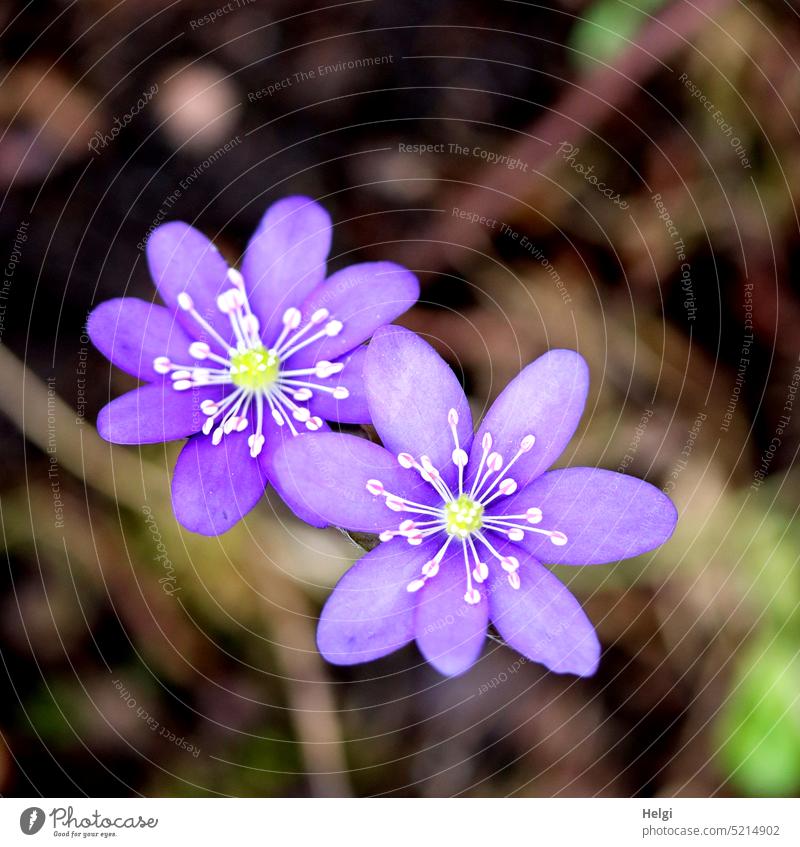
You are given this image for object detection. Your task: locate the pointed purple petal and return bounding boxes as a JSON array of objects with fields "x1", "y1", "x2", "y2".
[
  {"x1": 317, "y1": 540, "x2": 432, "y2": 666},
  {"x1": 146, "y1": 221, "x2": 232, "y2": 344},
  {"x1": 488, "y1": 467, "x2": 677, "y2": 565},
  {"x1": 87, "y1": 298, "x2": 195, "y2": 382},
  {"x1": 97, "y1": 383, "x2": 222, "y2": 444},
  {"x1": 241, "y1": 196, "x2": 331, "y2": 344},
  {"x1": 488, "y1": 558, "x2": 600, "y2": 676},
  {"x1": 305, "y1": 346, "x2": 370, "y2": 424},
  {"x1": 285, "y1": 262, "x2": 419, "y2": 367},
  {"x1": 363, "y1": 325, "x2": 473, "y2": 489},
  {"x1": 414, "y1": 544, "x2": 489, "y2": 676},
  {"x1": 468, "y1": 349, "x2": 589, "y2": 490},
  {"x1": 268, "y1": 431, "x2": 436, "y2": 532},
  {"x1": 259, "y1": 420, "x2": 331, "y2": 528},
  {"x1": 171, "y1": 427, "x2": 268, "y2": 535}
]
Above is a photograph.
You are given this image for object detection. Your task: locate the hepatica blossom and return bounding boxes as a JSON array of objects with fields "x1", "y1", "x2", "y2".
[
  {"x1": 87, "y1": 197, "x2": 419, "y2": 534},
  {"x1": 272, "y1": 327, "x2": 677, "y2": 677}
]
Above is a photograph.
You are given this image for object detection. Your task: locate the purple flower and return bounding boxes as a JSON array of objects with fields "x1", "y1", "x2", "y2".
[
  {"x1": 87, "y1": 197, "x2": 419, "y2": 535},
  {"x1": 271, "y1": 326, "x2": 678, "y2": 677}
]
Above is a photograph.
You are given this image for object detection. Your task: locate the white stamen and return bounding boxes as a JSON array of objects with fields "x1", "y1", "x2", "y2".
[
  {"x1": 189, "y1": 341, "x2": 211, "y2": 359},
  {"x1": 153, "y1": 356, "x2": 171, "y2": 374}
]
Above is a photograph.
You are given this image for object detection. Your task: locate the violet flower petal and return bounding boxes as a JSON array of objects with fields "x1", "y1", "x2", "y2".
[
  {"x1": 489, "y1": 467, "x2": 677, "y2": 565},
  {"x1": 269, "y1": 431, "x2": 436, "y2": 532},
  {"x1": 363, "y1": 326, "x2": 473, "y2": 489},
  {"x1": 87, "y1": 298, "x2": 195, "y2": 382},
  {"x1": 414, "y1": 544, "x2": 489, "y2": 676},
  {"x1": 468, "y1": 349, "x2": 589, "y2": 490},
  {"x1": 305, "y1": 346, "x2": 370, "y2": 424},
  {"x1": 146, "y1": 221, "x2": 234, "y2": 344},
  {"x1": 97, "y1": 383, "x2": 223, "y2": 444},
  {"x1": 241, "y1": 196, "x2": 331, "y2": 344},
  {"x1": 171, "y1": 426, "x2": 268, "y2": 535},
  {"x1": 317, "y1": 540, "x2": 432, "y2": 666},
  {"x1": 286, "y1": 262, "x2": 419, "y2": 367},
  {"x1": 488, "y1": 557, "x2": 601, "y2": 676}
]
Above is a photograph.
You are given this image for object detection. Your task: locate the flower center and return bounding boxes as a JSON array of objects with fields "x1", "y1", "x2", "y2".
[
  {"x1": 229, "y1": 346, "x2": 279, "y2": 390},
  {"x1": 152, "y1": 267, "x2": 351, "y2": 458},
  {"x1": 365, "y1": 408, "x2": 568, "y2": 605},
  {"x1": 444, "y1": 495, "x2": 483, "y2": 537}
]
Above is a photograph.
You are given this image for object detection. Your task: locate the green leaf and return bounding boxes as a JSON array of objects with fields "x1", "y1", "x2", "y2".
[
  {"x1": 569, "y1": 0, "x2": 670, "y2": 69},
  {"x1": 717, "y1": 636, "x2": 800, "y2": 796}
]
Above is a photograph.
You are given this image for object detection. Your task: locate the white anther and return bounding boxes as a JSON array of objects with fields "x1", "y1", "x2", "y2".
[
  {"x1": 549, "y1": 530, "x2": 568, "y2": 546},
  {"x1": 325, "y1": 320, "x2": 343, "y2": 336},
  {"x1": 397, "y1": 452, "x2": 415, "y2": 469},
  {"x1": 452, "y1": 448, "x2": 469, "y2": 467},
  {"x1": 153, "y1": 356, "x2": 172, "y2": 374},
  {"x1": 188, "y1": 341, "x2": 211, "y2": 359},
  {"x1": 217, "y1": 288, "x2": 244, "y2": 313},
  {"x1": 407, "y1": 579, "x2": 426, "y2": 593},
  {"x1": 202, "y1": 418, "x2": 215, "y2": 435},
  {"x1": 448, "y1": 408, "x2": 459, "y2": 427},
  {"x1": 508, "y1": 571, "x2": 521, "y2": 590},
  {"x1": 420, "y1": 456, "x2": 439, "y2": 477},
  {"x1": 526, "y1": 507, "x2": 543, "y2": 524},
  {"x1": 314, "y1": 361, "x2": 344, "y2": 378},
  {"x1": 242, "y1": 313, "x2": 260, "y2": 336},
  {"x1": 399, "y1": 519, "x2": 416, "y2": 532},
  {"x1": 200, "y1": 399, "x2": 219, "y2": 415},
  {"x1": 332, "y1": 386, "x2": 350, "y2": 400},
  {"x1": 366, "y1": 479, "x2": 385, "y2": 496},
  {"x1": 422, "y1": 560, "x2": 439, "y2": 578},
  {"x1": 173, "y1": 379, "x2": 193, "y2": 391},
  {"x1": 177, "y1": 292, "x2": 194, "y2": 311},
  {"x1": 211, "y1": 426, "x2": 224, "y2": 445},
  {"x1": 487, "y1": 452, "x2": 503, "y2": 472},
  {"x1": 248, "y1": 433, "x2": 265, "y2": 457},
  {"x1": 507, "y1": 528, "x2": 525, "y2": 542},
  {"x1": 472, "y1": 561, "x2": 489, "y2": 583},
  {"x1": 271, "y1": 408, "x2": 285, "y2": 426},
  {"x1": 283, "y1": 307, "x2": 302, "y2": 329},
  {"x1": 500, "y1": 555, "x2": 519, "y2": 572},
  {"x1": 235, "y1": 417, "x2": 249, "y2": 432},
  {"x1": 464, "y1": 588, "x2": 481, "y2": 605},
  {"x1": 171, "y1": 369, "x2": 191, "y2": 381},
  {"x1": 292, "y1": 388, "x2": 313, "y2": 401},
  {"x1": 407, "y1": 535, "x2": 423, "y2": 546},
  {"x1": 385, "y1": 495, "x2": 405, "y2": 511},
  {"x1": 498, "y1": 478, "x2": 518, "y2": 495},
  {"x1": 311, "y1": 308, "x2": 330, "y2": 324},
  {"x1": 305, "y1": 416, "x2": 323, "y2": 431},
  {"x1": 292, "y1": 407, "x2": 311, "y2": 423},
  {"x1": 379, "y1": 530, "x2": 394, "y2": 542},
  {"x1": 520, "y1": 434, "x2": 536, "y2": 452},
  {"x1": 227, "y1": 267, "x2": 245, "y2": 288},
  {"x1": 481, "y1": 432, "x2": 493, "y2": 451}
]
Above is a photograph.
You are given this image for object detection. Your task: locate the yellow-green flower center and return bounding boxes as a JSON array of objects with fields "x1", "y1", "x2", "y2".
[
  {"x1": 229, "y1": 346, "x2": 279, "y2": 390},
  {"x1": 445, "y1": 494, "x2": 484, "y2": 538}
]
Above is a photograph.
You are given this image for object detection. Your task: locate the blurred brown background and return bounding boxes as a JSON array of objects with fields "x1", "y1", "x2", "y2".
[{"x1": 1, "y1": 0, "x2": 799, "y2": 797}]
